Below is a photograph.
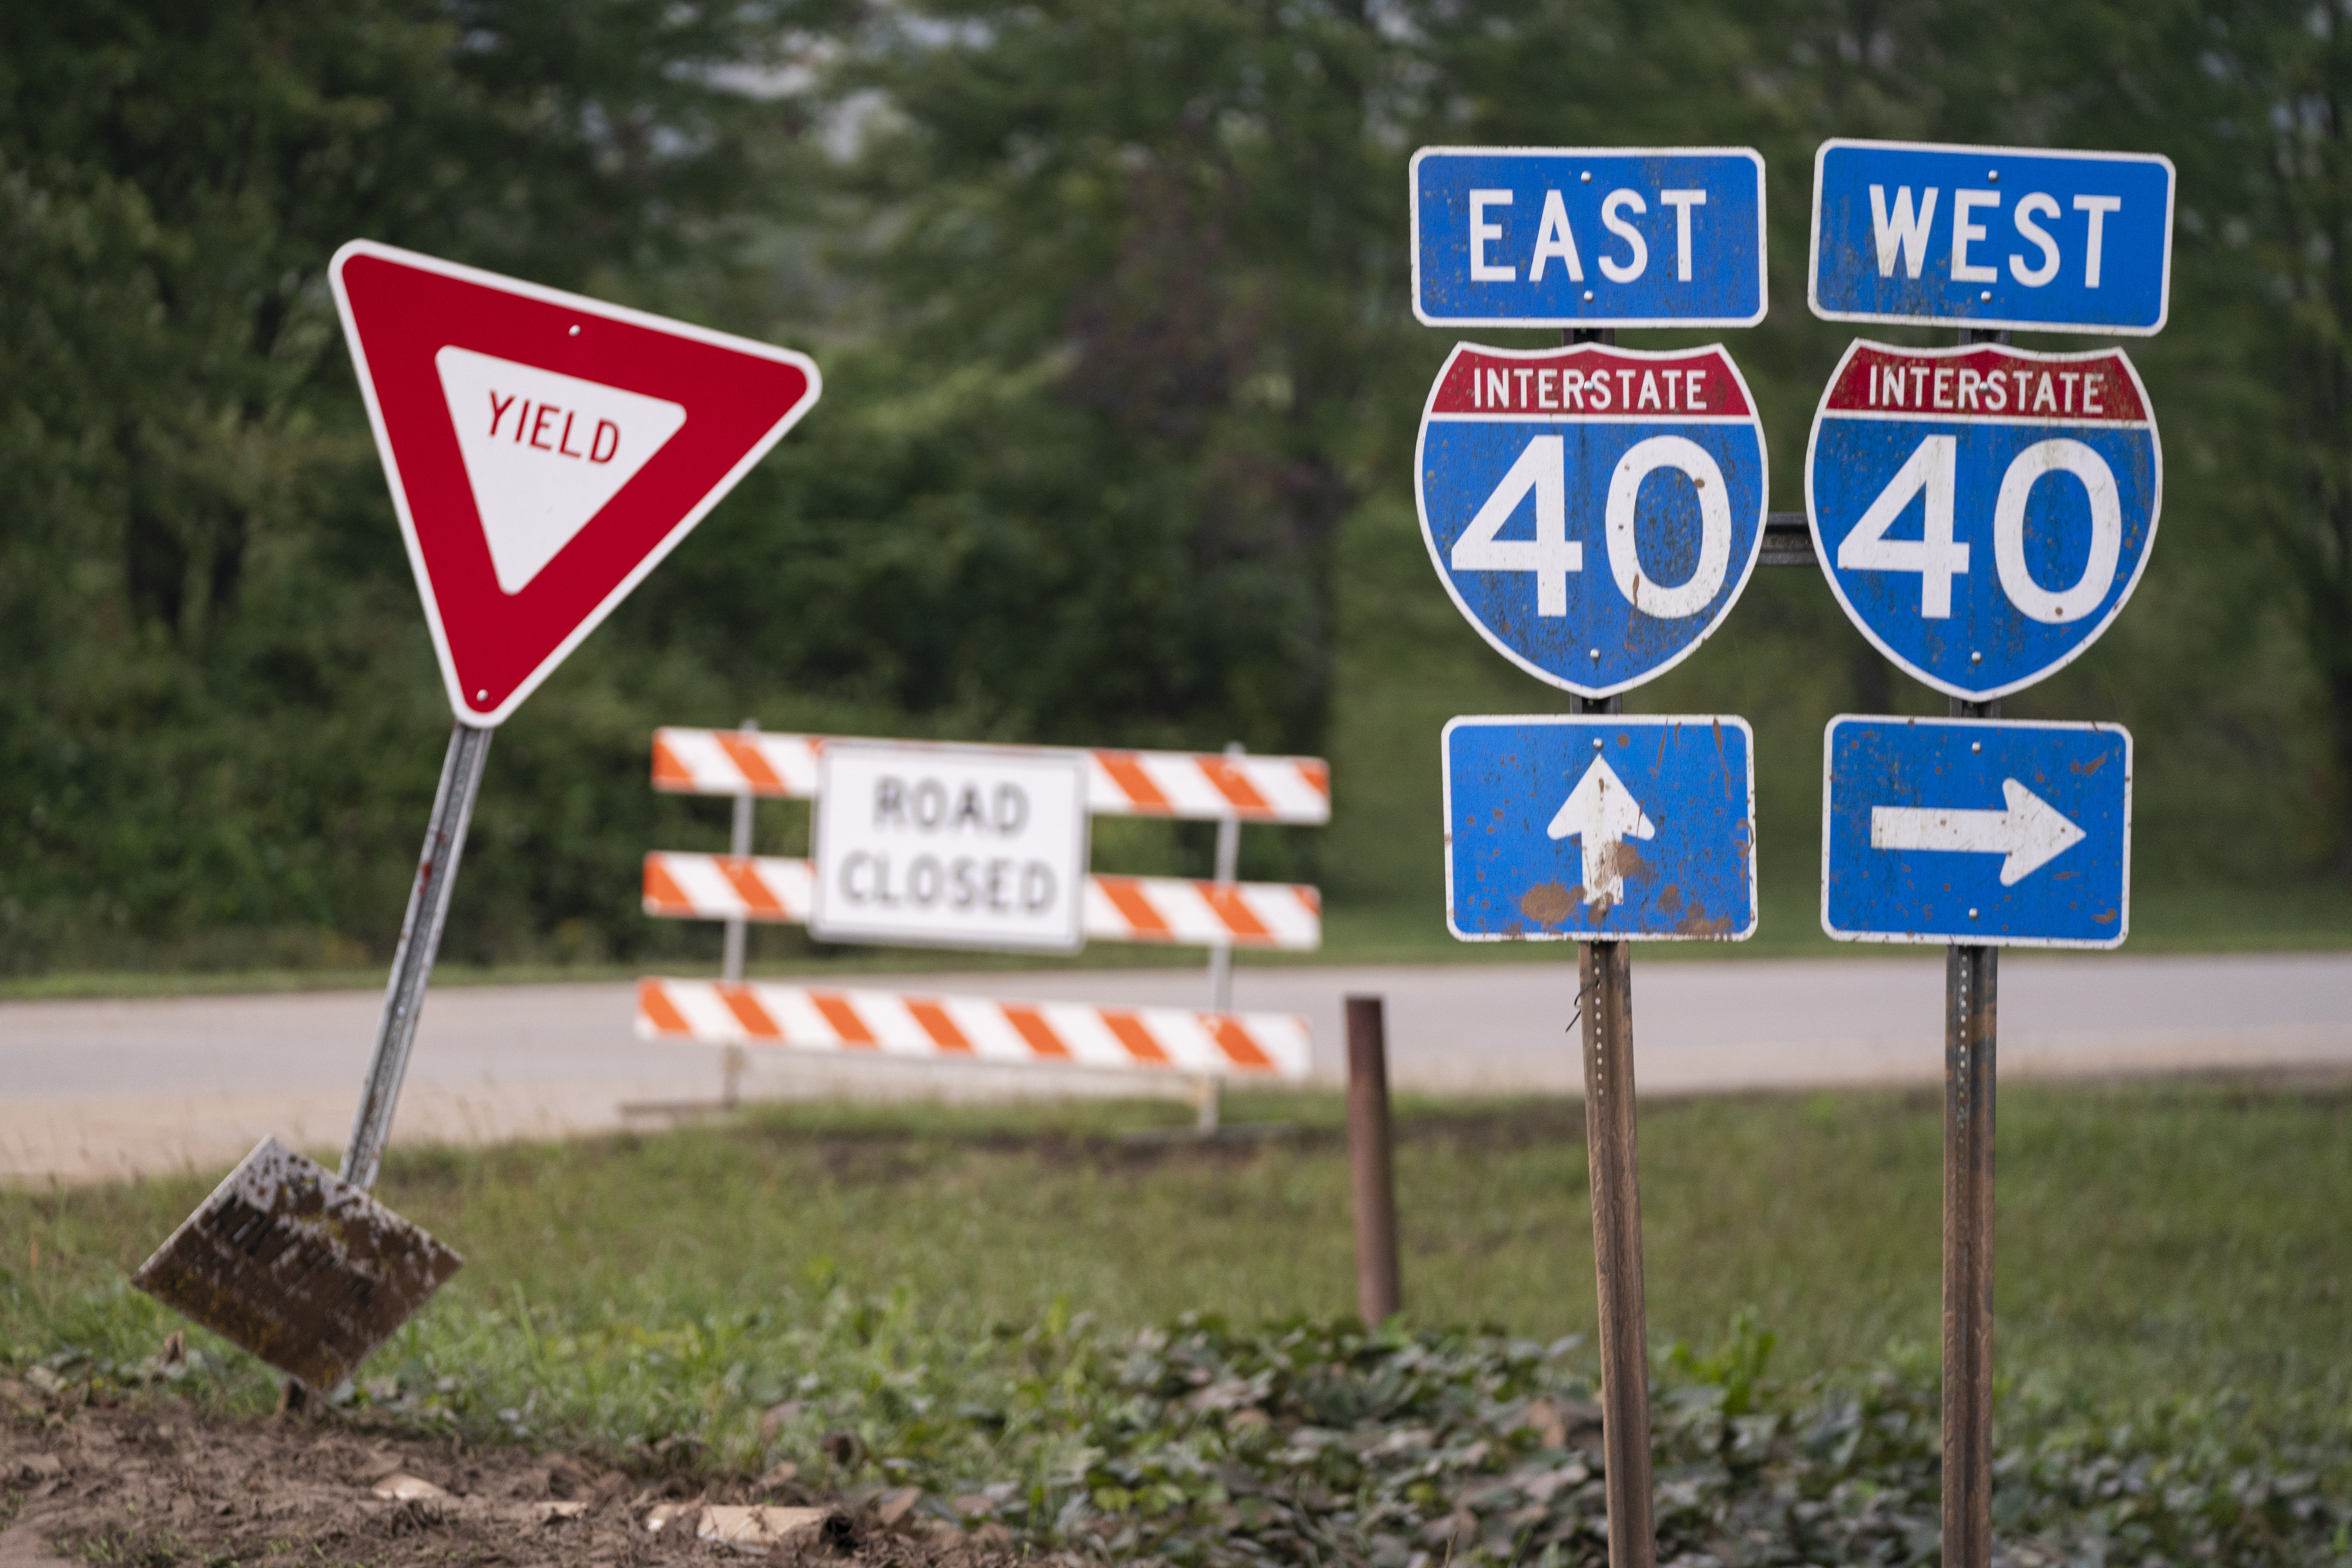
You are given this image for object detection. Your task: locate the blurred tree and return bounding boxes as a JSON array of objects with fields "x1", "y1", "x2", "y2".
[
  {"x1": 0, "y1": 0, "x2": 825, "y2": 968},
  {"x1": 752, "y1": 0, "x2": 1421, "y2": 756}
]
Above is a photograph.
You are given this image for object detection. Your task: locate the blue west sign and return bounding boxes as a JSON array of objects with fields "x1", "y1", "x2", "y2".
[
  {"x1": 1413, "y1": 147, "x2": 1767, "y2": 328},
  {"x1": 1805, "y1": 340, "x2": 2160, "y2": 701},
  {"x1": 1420, "y1": 343, "x2": 1768, "y2": 697},
  {"x1": 1809, "y1": 139, "x2": 2174, "y2": 335},
  {"x1": 1444, "y1": 714, "x2": 1757, "y2": 942},
  {"x1": 1823, "y1": 716, "x2": 2131, "y2": 948}
]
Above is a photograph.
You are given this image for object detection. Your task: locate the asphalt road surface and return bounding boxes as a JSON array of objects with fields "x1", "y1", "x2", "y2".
[{"x1": 3, "y1": 952, "x2": 2348, "y2": 1182}]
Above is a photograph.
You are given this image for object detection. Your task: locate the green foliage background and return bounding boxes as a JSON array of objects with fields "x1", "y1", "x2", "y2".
[{"x1": 3, "y1": 0, "x2": 2348, "y2": 973}]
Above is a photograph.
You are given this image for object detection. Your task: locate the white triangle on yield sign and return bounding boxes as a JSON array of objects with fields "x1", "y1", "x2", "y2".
[{"x1": 434, "y1": 346, "x2": 688, "y2": 593}]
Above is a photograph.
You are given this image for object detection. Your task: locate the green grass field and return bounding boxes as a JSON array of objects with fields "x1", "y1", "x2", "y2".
[
  {"x1": 7, "y1": 1081, "x2": 2348, "y2": 1425},
  {"x1": 7, "y1": 1082, "x2": 2349, "y2": 1563}
]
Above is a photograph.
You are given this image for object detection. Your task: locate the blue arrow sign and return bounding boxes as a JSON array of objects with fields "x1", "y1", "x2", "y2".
[
  {"x1": 1413, "y1": 146, "x2": 1766, "y2": 327},
  {"x1": 1806, "y1": 340, "x2": 2161, "y2": 700},
  {"x1": 1445, "y1": 714, "x2": 1756, "y2": 942},
  {"x1": 1420, "y1": 343, "x2": 1769, "y2": 697},
  {"x1": 1823, "y1": 716, "x2": 2130, "y2": 948},
  {"x1": 1809, "y1": 139, "x2": 2174, "y2": 334}
]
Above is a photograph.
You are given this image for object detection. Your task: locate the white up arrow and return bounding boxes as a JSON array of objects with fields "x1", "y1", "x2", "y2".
[
  {"x1": 1870, "y1": 778, "x2": 2086, "y2": 886},
  {"x1": 1546, "y1": 755, "x2": 1658, "y2": 905}
]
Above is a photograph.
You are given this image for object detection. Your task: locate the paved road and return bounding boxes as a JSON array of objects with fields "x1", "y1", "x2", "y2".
[{"x1": 3, "y1": 952, "x2": 2348, "y2": 1182}]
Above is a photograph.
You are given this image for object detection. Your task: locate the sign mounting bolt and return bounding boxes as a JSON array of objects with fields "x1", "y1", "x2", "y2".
[
  {"x1": 1972, "y1": 741, "x2": 1982, "y2": 753},
  {"x1": 1970, "y1": 651, "x2": 1984, "y2": 664},
  {"x1": 568, "y1": 325, "x2": 580, "y2": 336}
]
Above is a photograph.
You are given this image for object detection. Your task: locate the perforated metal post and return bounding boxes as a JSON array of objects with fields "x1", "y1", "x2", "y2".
[
  {"x1": 1573, "y1": 686, "x2": 1653, "y2": 1568},
  {"x1": 1567, "y1": 326, "x2": 1655, "y2": 1568},
  {"x1": 1940, "y1": 328, "x2": 2011, "y2": 1568},
  {"x1": 342, "y1": 722, "x2": 492, "y2": 1193},
  {"x1": 1944, "y1": 693, "x2": 2001, "y2": 1568}
]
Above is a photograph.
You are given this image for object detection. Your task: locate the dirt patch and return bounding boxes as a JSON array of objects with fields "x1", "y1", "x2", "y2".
[{"x1": 0, "y1": 1391, "x2": 1025, "y2": 1568}]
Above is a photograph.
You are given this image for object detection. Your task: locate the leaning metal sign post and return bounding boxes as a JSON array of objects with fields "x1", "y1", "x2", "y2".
[
  {"x1": 1413, "y1": 144, "x2": 1769, "y2": 1568},
  {"x1": 1808, "y1": 138, "x2": 2171, "y2": 1568},
  {"x1": 132, "y1": 241, "x2": 820, "y2": 1394}
]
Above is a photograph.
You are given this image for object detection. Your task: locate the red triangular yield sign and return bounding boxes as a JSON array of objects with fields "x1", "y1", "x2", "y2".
[{"x1": 329, "y1": 241, "x2": 821, "y2": 726}]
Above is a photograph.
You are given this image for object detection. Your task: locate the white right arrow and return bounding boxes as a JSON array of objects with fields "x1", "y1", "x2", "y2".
[
  {"x1": 1547, "y1": 755, "x2": 1658, "y2": 905},
  {"x1": 1870, "y1": 778, "x2": 2086, "y2": 886}
]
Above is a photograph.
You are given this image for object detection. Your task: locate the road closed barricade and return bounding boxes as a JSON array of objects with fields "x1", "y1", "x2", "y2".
[{"x1": 636, "y1": 729, "x2": 1327, "y2": 1102}]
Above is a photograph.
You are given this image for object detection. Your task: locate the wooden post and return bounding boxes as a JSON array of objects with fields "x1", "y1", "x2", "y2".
[
  {"x1": 1344, "y1": 995, "x2": 1401, "y2": 1324},
  {"x1": 1581, "y1": 937, "x2": 1655, "y2": 1568}
]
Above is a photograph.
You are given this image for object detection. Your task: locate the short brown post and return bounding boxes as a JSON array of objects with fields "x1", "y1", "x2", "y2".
[
  {"x1": 1345, "y1": 995, "x2": 1402, "y2": 1324},
  {"x1": 1582, "y1": 939, "x2": 1655, "y2": 1568}
]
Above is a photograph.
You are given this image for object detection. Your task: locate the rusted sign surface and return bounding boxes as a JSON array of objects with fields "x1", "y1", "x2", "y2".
[
  {"x1": 1808, "y1": 139, "x2": 2173, "y2": 335},
  {"x1": 1443, "y1": 714, "x2": 1757, "y2": 942},
  {"x1": 132, "y1": 1137, "x2": 461, "y2": 1389},
  {"x1": 1805, "y1": 340, "x2": 2159, "y2": 701},
  {"x1": 1821, "y1": 715, "x2": 2130, "y2": 948},
  {"x1": 1411, "y1": 146, "x2": 1766, "y2": 327},
  {"x1": 1416, "y1": 343, "x2": 1769, "y2": 698}
]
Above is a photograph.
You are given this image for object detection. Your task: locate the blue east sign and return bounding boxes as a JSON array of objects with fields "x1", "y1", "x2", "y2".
[
  {"x1": 1823, "y1": 716, "x2": 2130, "y2": 948},
  {"x1": 1806, "y1": 340, "x2": 2160, "y2": 701},
  {"x1": 1444, "y1": 714, "x2": 1757, "y2": 942},
  {"x1": 1419, "y1": 343, "x2": 1769, "y2": 698},
  {"x1": 1810, "y1": 139, "x2": 2174, "y2": 335},
  {"x1": 1413, "y1": 147, "x2": 1767, "y2": 327}
]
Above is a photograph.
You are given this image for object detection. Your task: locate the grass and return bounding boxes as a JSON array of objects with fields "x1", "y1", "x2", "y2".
[
  {"x1": 5, "y1": 1081, "x2": 2348, "y2": 1425},
  {"x1": 5, "y1": 1083, "x2": 2348, "y2": 1563}
]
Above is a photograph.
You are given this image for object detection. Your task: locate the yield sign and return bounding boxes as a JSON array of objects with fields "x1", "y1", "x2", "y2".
[{"x1": 329, "y1": 241, "x2": 821, "y2": 726}]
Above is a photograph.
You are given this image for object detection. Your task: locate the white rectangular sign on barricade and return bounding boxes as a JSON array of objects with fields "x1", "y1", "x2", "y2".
[
  {"x1": 642, "y1": 853, "x2": 1323, "y2": 950},
  {"x1": 807, "y1": 741, "x2": 1090, "y2": 955}
]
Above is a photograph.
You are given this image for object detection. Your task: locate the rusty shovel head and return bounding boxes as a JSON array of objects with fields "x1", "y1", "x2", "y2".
[{"x1": 132, "y1": 1136, "x2": 462, "y2": 1390}]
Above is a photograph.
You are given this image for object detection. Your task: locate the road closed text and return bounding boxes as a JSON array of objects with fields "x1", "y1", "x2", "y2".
[{"x1": 811, "y1": 744, "x2": 1090, "y2": 953}]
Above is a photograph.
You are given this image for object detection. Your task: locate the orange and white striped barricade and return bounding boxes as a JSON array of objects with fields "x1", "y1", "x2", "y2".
[
  {"x1": 641, "y1": 727, "x2": 1331, "y2": 1125},
  {"x1": 635, "y1": 979, "x2": 1310, "y2": 1082},
  {"x1": 650, "y1": 728, "x2": 1331, "y2": 824},
  {"x1": 640, "y1": 853, "x2": 1322, "y2": 951}
]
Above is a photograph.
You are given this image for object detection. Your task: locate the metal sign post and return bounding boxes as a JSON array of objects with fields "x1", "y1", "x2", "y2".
[
  {"x1": 343, "y1": 722, "x2": 494, "y2": 1189},
  {"x1": 1573, "y1": 691, "x2": 1654, "y2": 1568},
  {"x1": 1408, "y1": 172, "x2": 1774, "y2": 1559},
  {"x1": 1807, "y1": 147, "x2": 2169, "y2": 1564},
  {"x1": 135, "y1": 241, "x2": 823, "y2": 1396}
]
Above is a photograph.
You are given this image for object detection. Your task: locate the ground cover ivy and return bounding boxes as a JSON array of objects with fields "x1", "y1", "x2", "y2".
[{"x1": 16, "y1": 1289, "x2": 2348, "y2": 1567}]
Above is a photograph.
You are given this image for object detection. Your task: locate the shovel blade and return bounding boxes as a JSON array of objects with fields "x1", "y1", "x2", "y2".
[{"x1": 132, "y1": 1136, "x2": 462, "y2": 1389}]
